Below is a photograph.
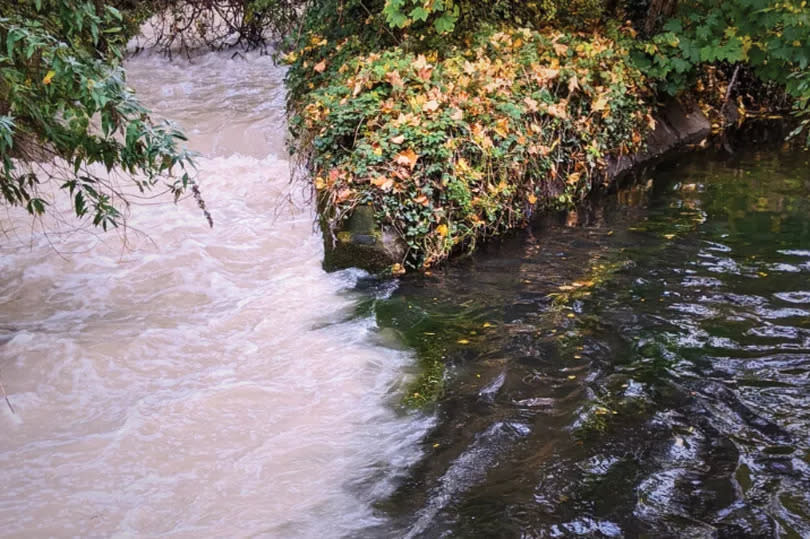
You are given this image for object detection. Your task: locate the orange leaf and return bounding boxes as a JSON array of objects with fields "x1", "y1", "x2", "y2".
[
  {"x1": 414, "y1": 194, "x2": 429, "y2": 206},
  {"x1": 335, "y1": 188, "x2": 352, "y2": 202},
  {"x1": 371, "y1": 176, "x2": 394, "y2": 191},
  {"x1": 567, "y1": 74, "x2": 579, "y2": 94},
  {"x1": 313, "y1": 60, "x2": 327, "y2": 73},
  {"x1": 386, "y1": 70, "x2": 404, "y2": 88},
  {"x1": 395, "y1": 148, "x2": 419, "y2": 170},
  {"x1": 553, "y1": 42, "x2": 569, "y2": 56},
  {"x1": 528, "y1": 193, "x2": 538, "y2": 205}
]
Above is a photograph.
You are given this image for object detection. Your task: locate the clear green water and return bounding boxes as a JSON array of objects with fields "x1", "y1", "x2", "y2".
[{"x1": 370, "y1": 146, "x2": 810, "y2": 537}]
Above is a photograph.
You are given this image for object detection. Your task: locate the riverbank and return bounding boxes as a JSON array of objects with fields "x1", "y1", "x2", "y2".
[{"x1": 281, "y1": 2, "x2": 809, "y2": 274}]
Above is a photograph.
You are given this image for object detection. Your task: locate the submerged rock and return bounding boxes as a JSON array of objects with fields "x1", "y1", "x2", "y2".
[{"x1": 322, "y1": 205, "x2": 406, "y2": 273}]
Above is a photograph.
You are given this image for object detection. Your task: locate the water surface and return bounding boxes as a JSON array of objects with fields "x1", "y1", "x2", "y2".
[
  {"x1": 378, "y1": 146, "x2": 810, "y2": 537},
  {"x1": 0, "y1": 50, "x2": 428, "y2": 537}
]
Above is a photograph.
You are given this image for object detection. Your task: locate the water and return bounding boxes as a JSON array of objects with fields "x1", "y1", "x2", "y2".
[
  {"x1": 0, "y1": 51, "x2": 429, "y2": 537},
  {"x1": 375, "y1": 145, "x2": 810, "y2": 537},
  {"x1": 2, "y1": 48, "x2": 809, "y2": 538}
]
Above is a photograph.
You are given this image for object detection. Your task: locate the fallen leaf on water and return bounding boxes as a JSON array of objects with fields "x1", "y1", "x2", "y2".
[
  {"x1": 663, "y1": 233, "x2": 675, "y2": 240},
  {"x1": 457, "y1": 339, "x2": 470, "y2": 344}
]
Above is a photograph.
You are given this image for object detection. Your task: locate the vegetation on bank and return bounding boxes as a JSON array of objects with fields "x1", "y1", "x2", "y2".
[
  {"x1": 284, "y1": 0, "x2": 810, "y2": 270},
  {"x1": 286, "y1": 25, "x2": 649, "y2": 269},
  {"x1": 1, "y1": 0, "x2": 809, "y2": 252}
]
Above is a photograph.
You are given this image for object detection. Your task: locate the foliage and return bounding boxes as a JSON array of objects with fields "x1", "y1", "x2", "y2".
[
  {"x1": 631, "y1": 1, "x2": 810, "y2": 115},
  {"x1": 287, "y1": 24, "x2": 650, "y2": 269},
  {"x1": 0, "y1": 0, "x2": 201, "y2": 229},
  {"x1": 381, "y1": 0, "x2": 610, "y2": 35}
]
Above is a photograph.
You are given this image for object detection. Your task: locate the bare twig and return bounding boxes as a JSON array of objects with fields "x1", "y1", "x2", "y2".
[{"x1": 0, "y1": 371, "x2": 15, "y2": 415}]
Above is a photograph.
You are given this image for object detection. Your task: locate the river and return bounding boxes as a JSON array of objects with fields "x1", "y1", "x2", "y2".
[
  {"x1": 2, "y1": 50, "x2": 810, "y2": 538},
  {"x1": 375, "y1": 142, "x2": 810, "y2": 537},
  {"x1": 0, "y1": 51, "x2": 430, "y2": 537}
]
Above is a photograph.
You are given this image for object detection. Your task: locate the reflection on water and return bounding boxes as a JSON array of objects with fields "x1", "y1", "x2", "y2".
[
  {"x1": 0, "y1": 51, "x2": 429, "y2": 537},
  {"x1": 378, "y1": 147, "x2": 810, "y2": 537}
]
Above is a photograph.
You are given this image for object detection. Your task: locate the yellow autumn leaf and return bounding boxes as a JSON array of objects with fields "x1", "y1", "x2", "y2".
[
  {"x1": 42, "y1": 70, "x2": 55, "y2": 85},
  {"x1": 528, "y1": 193, "x2": 538, "y2": 205},
  {"x1": 592, "y1": 95, "x2": 609, "y2": 112},
  {"x1": 457, "y1": 339, "x2": 470, "y2": 345},
  {"x1": 437, "y1": 223, "x2": 449, "y2": 237},
  {"x1": 313, "y1": 60, "x2": 327, "y2": 73}
]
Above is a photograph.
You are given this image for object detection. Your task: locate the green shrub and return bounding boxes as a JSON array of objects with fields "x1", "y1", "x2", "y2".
[{"x1": 0, "y1": 0, "x2": 200, "y2": 228}]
